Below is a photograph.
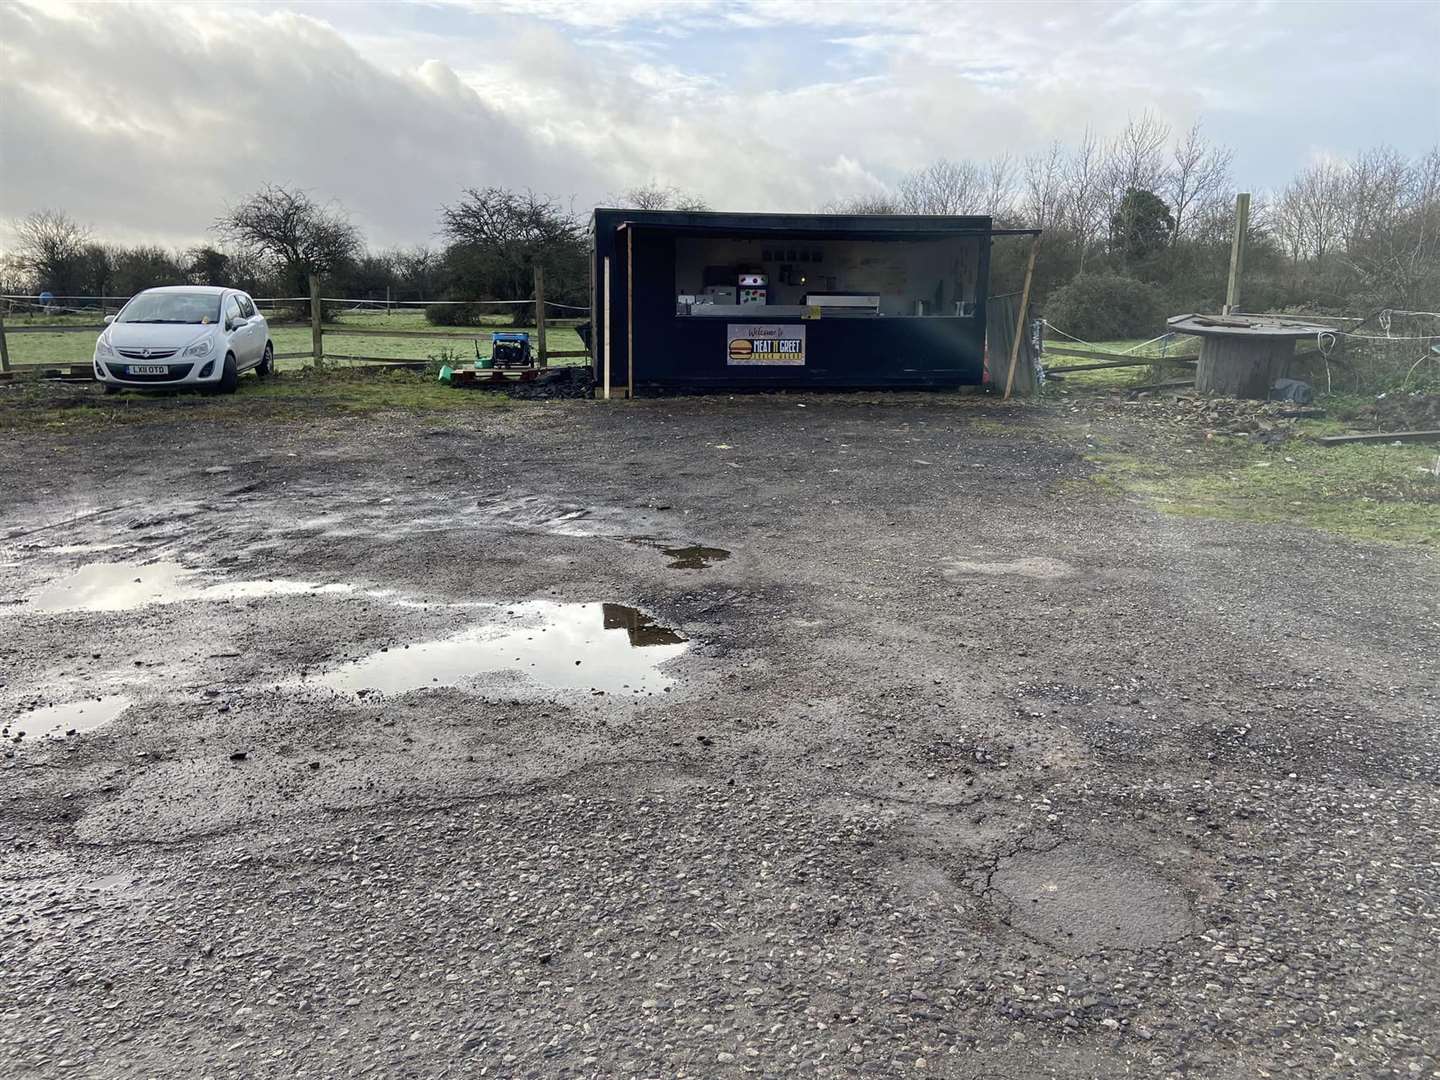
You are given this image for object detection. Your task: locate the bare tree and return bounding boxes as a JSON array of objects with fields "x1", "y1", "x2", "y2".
[
  {"x1": 439, "y1": 186, "x2": 587, "y2": 303},
  {"x1": 618, "y1": 182, "x2": 710, "y2": 212},
  {"x1": 10, "y1": 209, "x2": 92, "y2": 294},
  {"x1": 215, "y1": 185, "x2": 362, "y2": 290},
  {"x1": 1279, "y1": 160, "x2": 1346, "y2": 262},
  {"x1": 1022, "y1": 140, "x2": 1066, "y2": 230},
  {"x1": 1166, "y1": 122, "x2": 1234, "y2": 240},
  {"x1": 983, "y1": 154, "x2": 1019, "y2": 220},
  {"x1": 1063, "y1": 127, "x2": 1108, "y2": 267},
  {"x1": 896, "y1": 158, "x2": 984, "y2": 214},
  {"x1": 1103, "y1": 111, "x2": 1171, "y2": 248},
  {"x1": 820, "y1": 194, "x2": 901, "y2": 214}
]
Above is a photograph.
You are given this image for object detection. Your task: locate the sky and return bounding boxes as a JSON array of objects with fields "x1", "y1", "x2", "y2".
[{"x1": 2, "y1": 0, "x2": 1437, "y2": 251}]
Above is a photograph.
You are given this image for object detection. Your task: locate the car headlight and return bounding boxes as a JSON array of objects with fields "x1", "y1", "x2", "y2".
[
  {"x1": 96, "y1": 336, "x2": 115, "y2": 357},
  {"x1": 184, "y1": 337, "x2": 215, "y2": 358}
]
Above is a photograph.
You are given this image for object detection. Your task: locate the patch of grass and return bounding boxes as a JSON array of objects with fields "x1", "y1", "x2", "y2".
[
  {"x1": 1084, "y1": 426, "x2": 1440, "y2": 547},
  {"x1": 0, "y1": 367, "x2": 533, "y2": 431},
  {"x1": 2, "y1": 307, "x2": 587, "y2": 369}
]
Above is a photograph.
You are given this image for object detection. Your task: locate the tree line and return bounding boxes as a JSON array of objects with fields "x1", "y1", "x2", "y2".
[{"x1": 3, "y1": 115, "x2": 1436, "y2": 340}]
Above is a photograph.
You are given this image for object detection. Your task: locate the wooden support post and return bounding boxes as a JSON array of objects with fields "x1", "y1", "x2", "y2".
[
  {"x1": 626, "y1": 228, "x2": 635, "y2": 399},
  {"x1": 0, "y1": 310, "x2": 11, "y2": 374},
  {"x1": 534, "y1": 265, "x2": 547, "y2": 367},
  {"x1": 1223, "y1": 192, "x2": 1250, "y2": 315},
  {"x1": 1003, "y1": 235, "x2": 1040, "y2": 400},
  {"x1": 309, "y1": 274, "x2": 323, "y2": 368},
  {"x1": 602, "y1": 257, "x2": 612, "y2": 400}
]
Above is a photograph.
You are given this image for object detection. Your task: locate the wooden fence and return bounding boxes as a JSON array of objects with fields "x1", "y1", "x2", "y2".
[{"x1": 0, "y1": 270, "x2": 589, "y2": 379}]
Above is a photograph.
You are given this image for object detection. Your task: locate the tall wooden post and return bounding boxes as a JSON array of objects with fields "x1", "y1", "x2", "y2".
[
  {"x1": 1223, "y1": 192, "x2": 1250, "y2": 315},
  {"x1": 602, "y1": 257, "x2": 612, "y2": 400},
  {"x1": 0, "y1": 310, "x2": 11, "y2": 374},
  {"x1": 1003, "y1": 235, "x2": 1040, "y2": 400},
  {"x1": 534, "y1": 265, "x2": 547, "y2": 367},
  {"x1": 309, "y1": 274, "x2": 323, "y2": 369}
]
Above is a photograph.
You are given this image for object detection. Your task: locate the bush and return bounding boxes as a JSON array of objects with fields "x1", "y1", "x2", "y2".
[
  {"x1": 425, "y1": 302, "x2": 484, "y2": 326},
  {"x1": 1041, "y1": 273, "x2": 1167, "y2": 343}
]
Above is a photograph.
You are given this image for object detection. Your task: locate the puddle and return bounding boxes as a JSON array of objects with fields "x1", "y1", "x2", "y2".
[
  {"x1": 625, "y1": 537, "x2": 732, "y2": 570},
  {"x1": 5, "y1": 696, "x2": 132, "y2": 740},
  {"x1": 943, "y1": 557, "x2": 1075, "y2": 581},
  {"x1": 31, "y1": 561, "x2": 352, "y2": 612},
  {"x1": 303, "y1": 601, "x2": 688, "y2": 698}
]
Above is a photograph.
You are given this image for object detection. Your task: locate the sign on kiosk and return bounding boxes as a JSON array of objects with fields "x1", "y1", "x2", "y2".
[{"x1": 727, "y1": 324, "x2": 805, "y2": 366}]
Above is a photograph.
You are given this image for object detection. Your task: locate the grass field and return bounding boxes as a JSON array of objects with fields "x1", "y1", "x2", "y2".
[{"x1": 1, "y1": 308, "x2": 588, "y2": 369}]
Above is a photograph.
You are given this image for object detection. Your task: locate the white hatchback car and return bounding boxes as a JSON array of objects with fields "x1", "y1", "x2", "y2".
[{"x1": 94, "y1": 286, "x2": 273, "y2": 394}]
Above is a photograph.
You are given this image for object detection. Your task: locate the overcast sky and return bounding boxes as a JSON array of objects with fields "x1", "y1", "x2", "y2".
[{"x1": 2, "y1": 0, "x2": 1437, "y2": 251}]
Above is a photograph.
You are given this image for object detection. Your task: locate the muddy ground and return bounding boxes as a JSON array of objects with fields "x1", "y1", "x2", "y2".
[{"x1": 1, "y1": 387, "x2": 1437, "y2": 1079}]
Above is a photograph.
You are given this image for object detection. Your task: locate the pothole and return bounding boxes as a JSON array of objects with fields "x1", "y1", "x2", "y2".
[
  {"x1": 989, "y1": 844, "x2": 1195, "y2": 954},
  {"x1": 5, "y1": 695, "x2": 132, "y2": 740},
  {"x1": 299, "y1": 601, "x2": 688, "y2": 698},
  {"x1": 625, "y1": 537, "x2": 732, "y2": 570},
  {"x1": 943, "y1": 557, "x2": 1075, "y2": 581},
  {"x1": 30, "y1": 561, "x2": 351, "y2": 612}
]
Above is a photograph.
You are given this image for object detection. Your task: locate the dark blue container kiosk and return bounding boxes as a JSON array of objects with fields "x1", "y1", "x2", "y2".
[{"x1": 590, "y1": 209, "x2": 1002, "y2": 396}]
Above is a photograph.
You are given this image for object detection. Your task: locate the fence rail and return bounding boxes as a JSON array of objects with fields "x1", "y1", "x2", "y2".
[{"x1": 0, "y1": 270, "x2": 592, "y2": 378}]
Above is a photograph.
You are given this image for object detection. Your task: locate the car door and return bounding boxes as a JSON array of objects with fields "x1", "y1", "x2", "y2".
[
  {"x1": 236, "y1": 294, "x2": 262, "y2": 366},
  {"x1": 222, "y1": 294, "x2": 251, "y2": 366}
]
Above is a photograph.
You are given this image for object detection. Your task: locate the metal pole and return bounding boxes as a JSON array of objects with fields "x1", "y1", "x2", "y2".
[
  {"x1": 602, "y1": 257, "x2": 612, "y2": 400},
  {"x1": 1223, "y1": 192, "x2": 1250, "y2": 315},
  {"x1": 1003, "y1": 235, "x2": 1040, "y2": 400},
  {"x1": 309, "y1": 274, "x2": 323, "y2": 369}
]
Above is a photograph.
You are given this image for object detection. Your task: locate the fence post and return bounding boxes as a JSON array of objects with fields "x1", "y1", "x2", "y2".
[
  {"x1": 0, "y1": 309, "x2": 10, "y2": 374},
  {"x1": 534, "y1": 265, "x2": 547, "y2": 367},
  {"x1": 1223, "y1": 192, "x2": 1250, "y2": 315},
  {"x1": 309, "y1": 274, "x2": 323, "y2": 369}
]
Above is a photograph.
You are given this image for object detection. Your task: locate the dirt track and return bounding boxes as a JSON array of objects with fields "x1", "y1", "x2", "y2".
[{"x1": 2, "y1": 391, "x2": 1437, "y2": 1078}]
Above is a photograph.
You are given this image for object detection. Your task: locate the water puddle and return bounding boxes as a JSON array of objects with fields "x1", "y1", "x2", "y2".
[
  {"x1": 302, "y1": 601, "x2": 688, "y2": 698},
  {"x1": 5, "y1": 696, "x2": 132, "y2": 740},
  {"x1": 625, "y1": 537, "x2": 732, "y2": 570},
  {"x1": 31, "y1": 561, "x2": 352, "y2": 612}
]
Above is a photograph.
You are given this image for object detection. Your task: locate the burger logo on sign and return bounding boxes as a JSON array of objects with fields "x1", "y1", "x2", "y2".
[{"x1": 728, "y1": 338, "x2": 753, "y2": 362}]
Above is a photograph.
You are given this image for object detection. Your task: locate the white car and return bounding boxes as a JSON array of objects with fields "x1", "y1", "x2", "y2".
[{"x1": 94, "y1": 285, "x2": 273, "y2": 394}]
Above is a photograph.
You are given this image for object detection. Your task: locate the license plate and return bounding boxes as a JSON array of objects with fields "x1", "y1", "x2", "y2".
[{"x1": 126, "y1": 365, "x2": 169, "y2": 376}]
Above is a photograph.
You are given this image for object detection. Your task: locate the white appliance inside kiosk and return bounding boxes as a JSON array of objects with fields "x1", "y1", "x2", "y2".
[{"x1": 673, "y1": 235, "x2": 979, "y2": 318}]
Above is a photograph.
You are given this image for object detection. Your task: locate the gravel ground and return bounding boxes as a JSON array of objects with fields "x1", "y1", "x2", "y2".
[{"x1": 1, "y1": 390, "x2": 1436, "y2": 1078}]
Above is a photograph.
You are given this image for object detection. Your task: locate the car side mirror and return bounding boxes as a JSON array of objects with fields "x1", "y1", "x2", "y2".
[{"x1": 103, "y1": 314, "x2": 115, "y2": 324}]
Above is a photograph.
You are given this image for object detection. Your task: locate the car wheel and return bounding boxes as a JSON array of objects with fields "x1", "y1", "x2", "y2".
[
  {"x1": 257, "y1": 342, "x2": 274, "y2": 377},
  {"x1": 217, "y1": 353, "x2": 239, "y2": 395}
]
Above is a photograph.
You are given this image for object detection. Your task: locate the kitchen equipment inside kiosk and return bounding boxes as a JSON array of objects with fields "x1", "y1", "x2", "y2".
[{"x1": 674, "y1": 234, "x2": 978, "y2": 318}]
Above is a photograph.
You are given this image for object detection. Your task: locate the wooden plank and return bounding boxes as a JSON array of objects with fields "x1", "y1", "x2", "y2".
[
  {"x1": 545, "y1": 350, "x2": 590, "y2": 358},
  {"x1": 320, "y1": 327, "x2": 493, "y2": 340},
  {"x1": 1045, "y1": 357, "x2": 1196, "y2": 373},
  {"x1": 0, "y1": 310, "x2": 9, "y2": 373},
  {"x1": 273, "y1": 350, "x2": 312, "y2": 360},
  {"x1": 1003, "y1": 235, "x2": 1039, "y2": 400},
  {"x1": 320, "y1": 354, "x2": 429, "y2": 366},
  {"x1": 4, "y1": 324, "x2": 107, "y2": 334},
  {"x1": 1223, "y1": 192, "x2": 1250, "y2": 314},
  {"x1": 1044, "y1": 344, "x2": 1197, "y2": 363},
  {"x1": 1317, "y1": 430, "x2": 1440, "y2": 446}
]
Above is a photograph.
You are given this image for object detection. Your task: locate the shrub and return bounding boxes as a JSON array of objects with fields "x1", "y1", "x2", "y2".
[
  {"x1": 1041, "y1": 273, "x2": 1167, "y2": 343},
  {"x1": 425, "y1": 302, "x2": 484, "y2": 326}
]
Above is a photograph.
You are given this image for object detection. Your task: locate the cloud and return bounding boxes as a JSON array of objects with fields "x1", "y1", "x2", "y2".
[{"x1": 1, "y1": 0, "x2": 1435, "y2": 251}]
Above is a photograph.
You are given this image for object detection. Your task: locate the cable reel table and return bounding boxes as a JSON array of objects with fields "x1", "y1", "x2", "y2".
[{"x1": 1168, "y1": 314, "x2": 1332, "y2": 399}]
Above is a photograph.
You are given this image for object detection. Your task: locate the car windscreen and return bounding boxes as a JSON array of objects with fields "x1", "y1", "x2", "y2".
[{"x1": 117, "y1": 292, "x2": 222, "y2": 325}]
